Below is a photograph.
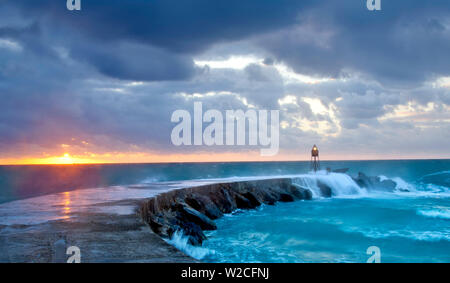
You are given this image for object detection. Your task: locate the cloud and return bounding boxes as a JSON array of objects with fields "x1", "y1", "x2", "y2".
[
  {"x1": 71, "y1": 41, "x2": 195, "y2": 81},
  {"x1": 256, "y1": 0, "x2": 450, "y2": 87},
  {"x1": 0, "y1": 0, "x2": 449, "y2": 161}
]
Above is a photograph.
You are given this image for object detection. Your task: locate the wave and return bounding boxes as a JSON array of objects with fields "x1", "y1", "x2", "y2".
[
  {"x1": 417, "y1": 209, "x2": 450, "y2": 220},
  {"x1": 418, "y1": 171, "x2": 450, "y2": 188},
  {"x1": 378, "y1": 175, "x2": 450, "y2": 198},
  {"x1": 292, "y1": 172, "x2": 367, "y2": 198},
  {"x1": 391, "y1": 177, "x2": 416, "y2": 192},
  {"x1": 421, "y1": 170, "x2": 450, "y2": 178},
  {"x1": 396, "y1": 183, "x2": 450, "y2": 199},
  {"x1": 164, "y1": 230, "x2": 214, "y2": 260},
  {"x1": 289, "y1": 172, "x2": 450, "y2": 200},
  {"x1": 343, "y1": 227, "x2": 450, "y2": 242}
]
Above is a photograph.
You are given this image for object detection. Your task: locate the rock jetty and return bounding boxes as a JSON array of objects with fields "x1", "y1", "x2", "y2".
[
  {"x1": 140, "y1": 173, "x2": 401, "y2": 246},
  {"x1": 140, "y1": 178, "x2": 313, "y2": 245}
]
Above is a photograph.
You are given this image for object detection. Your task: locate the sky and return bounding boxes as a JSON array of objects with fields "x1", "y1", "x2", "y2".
[{"x1": 0, "y1": 0, "x2": 449, "y2": 164}]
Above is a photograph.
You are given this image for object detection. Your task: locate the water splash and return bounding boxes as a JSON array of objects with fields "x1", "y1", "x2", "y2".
[
  {"x1": 164, "y1": 230, "x2": 214, "y2": 260},
  {"x1": 292, "y1": 172, "x2": 366, "y2": 198},
  {"x1": 417, "y1": 208, "x2": 450, "y2": 220}
]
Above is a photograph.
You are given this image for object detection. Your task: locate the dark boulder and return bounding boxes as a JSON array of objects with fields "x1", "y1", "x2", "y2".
[
  {"x1": 185, "y1": 194, "x2": 223, "y2": 220},
  {"x1": 147, "y1": 215, "x2": 165, "y2": 235},
  {"x1": 258, "y1": 190, "x2": 277, "y2": 205},
  {"x1": 317, "y1": 181, "x2": 332, "y2": 197},
  {"x1": 353, "y1": 172, "x2": 370, "y2": 188},
  {"x1": 241, "y1": 192, "x2": 262, "y2": 207},
  {"x1": 184, "y1": 196, "x2": 202, "y2": 211},
  {"x1": 180, "y1": 223, "x2": 207, "y2": 246},
  {"x1": 353, "y1": 172, "x2": 397, "y2": 192},
  {"x1": 140, "y1": 178, "x2": 316, "y2": 246},
  {"x1": 234, "y1": 194, "x2": 254, "y2": 209},
  {"x1": 148, "y1": 213, "x2": 178, "y2": 239},
  {"x1": 235, "y1": 193, "x2": 260, "y2": 209},
  {"x1": 173, "y1": 203, "x2": 217, "y2": 230},
  {"x1": 263, "y1": 195, "x2": 277, "y2": 205},
  {"x1": 380, "y1": 179, "x2": 397, "y2": 191},
  {"x1": 279, "y1": 193, "x2": 295, "y2": 202},
  {"x1": 209, "y1": 187, "x2": 236, "y2": 213},
  {"x1": 289, "y1": 185, "x2": 313, "y2": 200}
]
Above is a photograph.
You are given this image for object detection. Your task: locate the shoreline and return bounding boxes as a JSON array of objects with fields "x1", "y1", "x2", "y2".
[
  {"x1": 138, "y1": 171, "x2": 398, "y2": 250},
  {"x1": 0, "y1": 172, "x2": 399, "y2": 262},
  {"x1": 0, "y1": 198, "x2": 196, "y2": 262},
  {"x1": 140, "y1": 178, "x2": 316, "y2": 246}
]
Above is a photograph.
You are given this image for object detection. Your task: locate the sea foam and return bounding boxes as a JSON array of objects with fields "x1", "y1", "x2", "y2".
[
  {"x1": 417, "y1": 209, "x2": 450, "y2": 220},
  {"x1": 165, "y1": 230, "x2": 214, "y2": 260},
  {"x1": 292, "y1": 172, "x2": 366, "y2": 198}
]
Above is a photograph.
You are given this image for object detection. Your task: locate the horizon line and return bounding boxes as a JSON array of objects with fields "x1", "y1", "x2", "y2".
[{"x1": 1, "y1": 157, "x2": 449, "y2": 166}]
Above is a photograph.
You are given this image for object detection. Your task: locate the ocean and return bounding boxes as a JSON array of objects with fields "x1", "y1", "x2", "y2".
[{"x1": 0, "y1": 159, "x2": 449, "y2": 262}]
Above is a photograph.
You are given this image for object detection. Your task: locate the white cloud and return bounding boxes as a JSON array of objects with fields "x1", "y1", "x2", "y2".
[
  {"x1": 194, "y1": 55, "x2": 261, "y2": 69},
  {"x1": 0, "y1": 38, "x2": 22, "y2": 52},
  {"x1": 273, "y1": 63, "x2": 332, "y2": 85}
]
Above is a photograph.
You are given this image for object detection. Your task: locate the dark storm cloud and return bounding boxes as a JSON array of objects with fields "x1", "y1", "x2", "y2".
[
  {"x1": 258, "y1": 0, "x2": 450, "y2": 86},
  {"x1": 9, "y1": 0, "x2": 308, "y2": 56},
  {"x1": 8, "y1": 0, "x2": 450, "y2": 85},
  {"x1": 5, "y1": 0, "x2": 312, "y2": 82},
  {"x1": 70, "y1": 41, "x2": 195, "y2": 81},
  {"x1": 1, "y1": 0, "x2": 449, "y2": 159}
]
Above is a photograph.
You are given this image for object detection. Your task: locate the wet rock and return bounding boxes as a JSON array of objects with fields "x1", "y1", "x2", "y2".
[
  {"x1": 147, "y1": 214, "x2": 164, "y2": 234},
  {"x1": 279, "y1": 193, "x2": 295, "y2": 202},
  {"x1": 353, "y1": 172, "x2": 397, "y2": 192},
  {"x1": 148, "y1": 213, "x2": 178, "y2": 239},
  {"x1": 289, "y1": 185, "x2": 313, "y2": 200},
  {"x1": 185, "y1": 195, "x2": 222, "y2": 220},
  {"x1": 299, "y1": 187, "x2": 313, "y2": 200},
  {"x1": 317, "y1": 181, "x2": 332, "y2": 197},
  {"x1": 140, "y1": 178, "x2": 313, "y2": 246},
  {"x1": 380, "y1": 179, "x2": 397, "y2": 191},
  {"x1": 183, "y1": 196, "x2": 203, "y2": 211},
  {"x1": 241, "y1": 192, "x2": 261, "y2": 208},
  {"x1": 180, "y1": 223, "x2": 207, "y2": 246},
  {"x1": 354, "y1": 172, "x2": 376, "y2": 189},
  {"x1": 258, "y1": 190, "x2": 277, "y2": 205},
  {"x1": 140, "y1": 174, "x2": 409, "y2": 248},
  {"x1": 173, "y1": 203, "x2": 216, "y2": 230},
  {"x1": 209, "y1": 187, "x2": 236, "y2": 213},
  {"x1": 234, "y1": 194, "x2": 255, "y2": 209}
]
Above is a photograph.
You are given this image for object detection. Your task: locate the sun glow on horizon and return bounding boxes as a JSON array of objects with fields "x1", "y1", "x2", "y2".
[
  {"x1": 14, "y1": 153, "x2": 99, "y2": 165},
  {"x1": 1, "y1": 150, "x2": 448, "y2": 166}
]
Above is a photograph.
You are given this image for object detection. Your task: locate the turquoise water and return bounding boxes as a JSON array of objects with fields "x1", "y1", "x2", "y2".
[
  {"x1": 200, "y1": 195, "x2": 450, "y2": 263},
  {"x1": 1, "y1": 159, "x2": 448, "y2": 203},
  {"x1": 166, "y1": 161, "x2": 450, "y2": 263},
  {"x1": 0, "y1": 160, "x2": 449, "y2": 262}
]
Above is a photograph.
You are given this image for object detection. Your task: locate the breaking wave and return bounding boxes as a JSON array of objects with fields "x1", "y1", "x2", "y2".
[
  {"x1": 291, "y1": 172, "x2": 366, "y2": 198},
  {"x1": 417, "y1": 209, "x2": 450, "y2": 220},
  {"x1": 352, "y1": 229, "x2": 450, "y2": 242},
  {"x1": 164, "y1": 230, "x2": 214, "y2": 260}
]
